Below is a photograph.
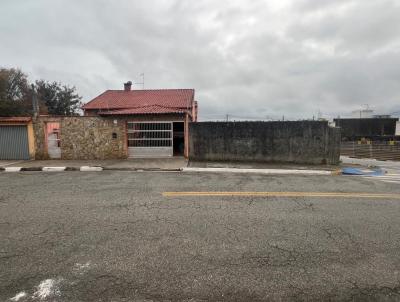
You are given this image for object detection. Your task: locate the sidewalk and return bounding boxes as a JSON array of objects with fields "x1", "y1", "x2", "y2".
[
  {"x1": 185, "y1": 160, "x2": 340, "y2": 175},
  {"x1": 188, "y1": 160, "x2": 339, "y2": 171},
  {"x1": 3, "y1": 158, "x2": 381, "y2": 175},
  {"x1": 340, "y1": 156, "x2": 400, "y2": 174},
  {"x1": 340, "y1": 156, "x2": 400, "y2": 169}
]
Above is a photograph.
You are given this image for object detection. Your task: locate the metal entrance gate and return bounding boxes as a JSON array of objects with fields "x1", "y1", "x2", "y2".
[
  {"x1": 46, "y1": 122, "x2": 61, "y2": 159},
  {"x1": 127, "y1": 122, "x2": 173, "y2": 158},
  {"x1": 0, "y1": 125, "x2": 30, "y2": 160}
]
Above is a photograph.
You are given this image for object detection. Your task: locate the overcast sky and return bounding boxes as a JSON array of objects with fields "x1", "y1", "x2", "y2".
[{"x1": 1, "y1": 0, "x2": 399, "y2": 120}]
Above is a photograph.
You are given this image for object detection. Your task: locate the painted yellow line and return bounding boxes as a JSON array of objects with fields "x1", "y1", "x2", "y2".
[{"x1": 163, "y1": 191, "x2": 400, "y2": 199}]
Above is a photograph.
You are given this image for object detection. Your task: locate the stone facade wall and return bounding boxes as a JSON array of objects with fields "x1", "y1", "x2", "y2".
[
  {"x1": 32, "y1": 118, "x2": 48, "y2": 159},
  {"x1": 61, "y1": 117, "x2": 126, "y2": 159},
  {"x1": 189, "y1": 121, "x2": 341, "y2": 165},
  {"x1": 33, "y1": 116, "x2": 127, "y2": 160},
  {"x1": 33, "y1": 114, "x2": 187, "y2": 159}
]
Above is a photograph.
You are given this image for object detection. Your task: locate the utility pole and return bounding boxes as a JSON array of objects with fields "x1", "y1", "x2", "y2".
[
  {"x1": 226, "y1": 114, "x2": 229, "y2": 122},
  {"x1": 31, "y1": 84, "x2": 39, "y2": 119}
]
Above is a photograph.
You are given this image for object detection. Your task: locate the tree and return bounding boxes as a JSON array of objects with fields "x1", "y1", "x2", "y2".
[
  {"x1": 0, "y1": 67, "x2": 83, "y2": 117},
  {"x1": 35, "y1": 80, "x2": 82, "y2": 115},
  {"x1": 0, "y1": 68, "x2": 31, "y2": 116}
]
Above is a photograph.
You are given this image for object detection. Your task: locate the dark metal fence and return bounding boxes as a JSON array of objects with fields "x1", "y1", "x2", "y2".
[{"x1": 341, "y1": 141, "x2": 400, "y2": 161}]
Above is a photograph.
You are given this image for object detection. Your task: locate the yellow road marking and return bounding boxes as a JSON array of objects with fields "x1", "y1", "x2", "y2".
[{"x1": 163, "y1": 192, "x2": 400, "y2": 199}]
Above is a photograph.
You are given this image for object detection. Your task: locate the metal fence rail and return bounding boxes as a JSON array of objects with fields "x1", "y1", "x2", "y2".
[{"x1": 341, "y1": 142, "x2": 400, "y2": 161}]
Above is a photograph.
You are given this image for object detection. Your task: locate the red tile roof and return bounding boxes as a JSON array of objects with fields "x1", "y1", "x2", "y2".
[
  {"x1": 0, "y1": 117, "x2": 32, "y2": 123},
  {"x1": 98, "y1": 105, "x2": 187, "y2": 115},
  {"x1": 83, "y1": 89, "x2": 194, "y2": 115}
]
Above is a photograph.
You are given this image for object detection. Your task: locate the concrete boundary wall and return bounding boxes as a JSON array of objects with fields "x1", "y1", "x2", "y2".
[{"x1": 189, "y1": 121, "x2": 341, "y2": 165}]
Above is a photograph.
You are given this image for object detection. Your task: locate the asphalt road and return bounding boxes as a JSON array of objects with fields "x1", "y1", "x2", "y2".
[{"x1": 1, "y1": 171, "x2": 400, "y2": 301}]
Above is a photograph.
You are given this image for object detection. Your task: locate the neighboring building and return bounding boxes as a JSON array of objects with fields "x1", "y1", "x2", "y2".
[
  {"x1": 0, "y1": 117, "x2": 35, "y2": 160},
  {"x1": 82, "y1": 82, "x2": 198, "y2": 158},
  {"x1": 333, "y1": 117, "x2": 399, "y2": 140}
]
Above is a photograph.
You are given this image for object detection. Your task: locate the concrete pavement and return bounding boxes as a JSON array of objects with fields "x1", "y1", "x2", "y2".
[
  {"x1": 341, "y1": 155, "x2": 400, "y2": 172},
  {"x1": 188, "y1": 160, "x2": 338, "y2": 171},
  {"x1": 341, "y1": 156, "x2": 400, "y2": 185},
  {"x1": 1, "y1": 171, "x2": 400, "y2": 301},
  {"x1": 182, "y1": 167, "x2": 334, "y2": 175}
]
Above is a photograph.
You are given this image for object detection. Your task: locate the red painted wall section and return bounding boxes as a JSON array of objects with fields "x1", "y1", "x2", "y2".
[{"x1": 184, "y1": 113, "x2": 189, "y2": 158}]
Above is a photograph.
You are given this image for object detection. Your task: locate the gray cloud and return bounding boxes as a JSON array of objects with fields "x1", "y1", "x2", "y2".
[{"x1": 1, "y1": 0, "x2": 399, "y2": 120}]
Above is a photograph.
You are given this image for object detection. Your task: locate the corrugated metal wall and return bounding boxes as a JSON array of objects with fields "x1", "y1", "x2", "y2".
[{"x1": 0, "y1": 125, "x2": 30, "y2": 160}]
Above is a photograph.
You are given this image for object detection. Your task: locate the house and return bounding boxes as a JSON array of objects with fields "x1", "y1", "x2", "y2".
[
  {"x1": 82, "y1": 82, "x2": 198, "y2": 158},
  {"x1": 0, "y1": 83, "x2": 198, "y2": 160}
]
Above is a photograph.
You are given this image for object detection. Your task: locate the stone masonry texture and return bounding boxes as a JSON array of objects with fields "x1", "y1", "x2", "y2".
[{"x1": 33, "y1": 116, "x2": 126, "y2": 160}]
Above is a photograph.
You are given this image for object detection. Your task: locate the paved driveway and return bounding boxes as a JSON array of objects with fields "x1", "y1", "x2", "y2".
[
  {"x1": 1, "y1": 171, "x2": 400, "y2": 301},
  {"x1": 0, "y1": 160, "x2": 25, "y2": 167}
]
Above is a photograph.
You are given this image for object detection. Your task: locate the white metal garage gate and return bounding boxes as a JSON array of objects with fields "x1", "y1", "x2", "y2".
[{"x1": 127, "y1": 122, "x2": 173, "y2": 158}]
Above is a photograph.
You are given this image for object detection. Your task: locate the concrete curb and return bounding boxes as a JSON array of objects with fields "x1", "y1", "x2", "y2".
[
  {"x1": 0, "y1": 166, "x2": 339, "y2": 175},
  {"x1": 42, "y1": 167, "x2": 67, "y2": 172},
  {"x1": 80, "y1": 166, "x2": 103, "y2": 172},
  {"x1": 102, "y1": 167, "x2": 182, "y2": 172},
  {"x1": 4, "y1": 167, "x2": 22, "y2": 172},
  {"x1": 0, "y1": 166, "x2": 181, "y2": 172},
  {"x1": 0, "y1": 166, "x2": 104, "y2": 172},
  {"x1": 21, "y1": 167, "x2": 46, "y2": 172},
  {"x1": 181, "y1": 167, "x2": 334, "y2": 175}
]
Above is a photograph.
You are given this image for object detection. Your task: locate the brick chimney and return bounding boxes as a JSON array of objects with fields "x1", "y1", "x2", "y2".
[{"x1": 124, "y1": 81, "x2": 132, "y2": 91}]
